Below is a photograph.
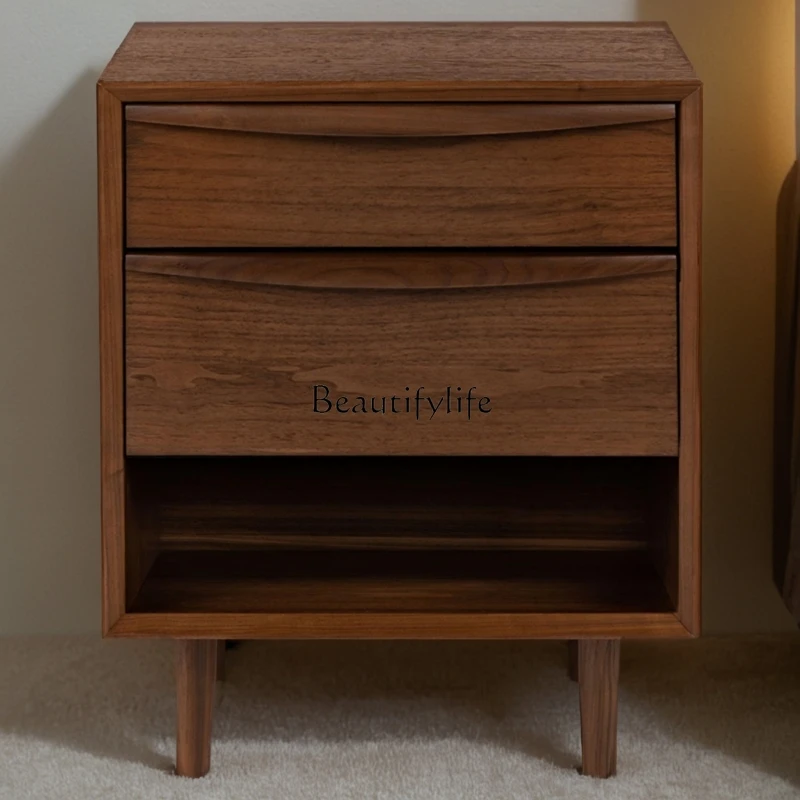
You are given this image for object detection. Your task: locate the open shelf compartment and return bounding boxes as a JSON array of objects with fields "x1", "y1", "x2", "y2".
[{"x1": 125, "y1": 457, "x2": 678, "y2": 617}]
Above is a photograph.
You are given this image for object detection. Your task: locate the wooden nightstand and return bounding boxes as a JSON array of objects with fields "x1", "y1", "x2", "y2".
[{"x1": 98, "y1": 22, "x2": 702, "y2": 779}]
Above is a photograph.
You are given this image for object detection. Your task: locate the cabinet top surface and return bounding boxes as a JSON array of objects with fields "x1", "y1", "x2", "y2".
[{"x1": 99, "y1": 22, "x2": 698, "y2": 99}]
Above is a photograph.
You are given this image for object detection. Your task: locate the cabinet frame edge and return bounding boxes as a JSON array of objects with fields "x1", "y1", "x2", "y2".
[
  {"x1": 98, "y1": 83, "x2": 126, "y2": 635},
  {"x1": 677, "y1": 86, "x2": 703, "y2": 636}
]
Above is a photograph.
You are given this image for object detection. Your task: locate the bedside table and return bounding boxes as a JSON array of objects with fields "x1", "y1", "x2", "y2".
[{"x1": 97, "y1": 21, "x2": 702, "y2": 779}]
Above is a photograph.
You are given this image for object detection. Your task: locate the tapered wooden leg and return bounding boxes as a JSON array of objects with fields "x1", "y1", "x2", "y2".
[
  {"x1": 216, "y1": 640, "x2": 226, "y2": 681},
  {"x1": 176, "y1": 640, "x2": 216, "y2": 778},
  {"x1": 578, "y1": 639, "x2": 620, "y2": 779},
  {"x1": 567, "y1": 640, "x2": 579, "y2": 682}
]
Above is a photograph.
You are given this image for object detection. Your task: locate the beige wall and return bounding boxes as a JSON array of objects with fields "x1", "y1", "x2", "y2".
[{"x1": 0, "y1": 0, "x2": 795, "y2": 633}]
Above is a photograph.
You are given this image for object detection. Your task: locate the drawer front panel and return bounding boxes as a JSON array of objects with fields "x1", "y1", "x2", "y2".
[
  {"x1": 125, "y1": 253, "x2": 678, "y2": 457},
  {"x1": 125, "y1": 104, "x2": 677, "y2": 248}
]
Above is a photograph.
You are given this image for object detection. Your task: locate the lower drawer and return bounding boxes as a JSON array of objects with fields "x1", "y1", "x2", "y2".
[{"x1": 125, "y1": 252, "x2": 678, "y2": 456}]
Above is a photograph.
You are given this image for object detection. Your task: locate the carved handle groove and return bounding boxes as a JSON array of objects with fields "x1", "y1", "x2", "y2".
[
  {"x1": 126, "y1": 253, "x2": 677, "y2": 291},
  {"x1": 125, "y1": 103, "x2": 675, "y2": 138}
]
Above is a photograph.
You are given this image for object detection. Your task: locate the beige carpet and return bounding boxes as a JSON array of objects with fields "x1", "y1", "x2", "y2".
[{"x1": 0, "y1": 636, "x2": 798, "y2": 799}]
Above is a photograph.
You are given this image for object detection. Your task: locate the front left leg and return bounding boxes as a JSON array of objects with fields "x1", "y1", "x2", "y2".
[{"x1": 176, "y1": 640, "x2": 216, "y2": 778}]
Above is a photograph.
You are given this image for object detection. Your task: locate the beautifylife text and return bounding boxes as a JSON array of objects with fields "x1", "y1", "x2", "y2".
[{"x1": 313, "y1": 385, "x2": 492, "y2": 420}]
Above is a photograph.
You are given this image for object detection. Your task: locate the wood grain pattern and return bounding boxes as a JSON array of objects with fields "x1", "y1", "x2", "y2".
[
  {"x1": 126, "y1": 109, "x2": 676, "y2": 248},
  {"x1": 157, "y1": 532, "x2": 647, "y2": 554},
  {"x1": 97, "y1": 84, "x2": 125, "y2": 633},
  {"x1": 108, "y1": 611, "x2": 691, "y2": 640},
  {"x1": 99, "y1": 23, "x2": 700, "y2": 103},
  {"x1": 125, "y1": 254, "x2": 678, "y2": 457},
  {"x1": 578, "y1": 639, "x2": 620, "y2": 778},
  {"x1": 677, "y1": 89, "x2": 703, "y2": 635},
  {"x1": 125, "y1": 102, "x2": 676, "y2": 137},
  {"x1": 131, "y1": 550, "x2": 673, "y2": 615},
  {"x1": 127, "y1": 252, "x2": 676, "y2": 291},
  {"x1": 175, "y1": 640, "x2": 215, "y2": 778}
]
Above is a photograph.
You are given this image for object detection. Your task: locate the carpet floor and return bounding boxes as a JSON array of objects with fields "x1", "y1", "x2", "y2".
[{"x1": 0, "y1": 636, "x2": 798, "y2": 799}]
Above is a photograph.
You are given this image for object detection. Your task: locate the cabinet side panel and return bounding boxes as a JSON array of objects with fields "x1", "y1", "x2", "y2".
[
  {"x1": 98, "y1": 84, "x2": 126, "y2": 633},
  {"x1": 678, "y1": 88, "x2": 703, "y2": 634}
]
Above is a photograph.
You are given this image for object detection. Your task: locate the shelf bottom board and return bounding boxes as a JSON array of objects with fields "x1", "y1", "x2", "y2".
[{"x1": 130, "y1": 550, "x2": 674, "y2": 615}]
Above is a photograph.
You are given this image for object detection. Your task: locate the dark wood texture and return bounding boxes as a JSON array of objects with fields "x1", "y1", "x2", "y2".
[
  {"x1": 111, "y1": 611, "x2": 690, "y2": 641},
  {"x1": 97, "y1": 84, "x2": 126, "y2": 633},
  {"x1": 132, "y1": 550, "x2": 673, "y2": 616},
  {"x1": 126, "y1": 107, "x2": 676, "y2": 248},
  {"x1": 125, "y1": 254, "x2": 679, "y2": 457},
  {"x1": 99, "y1": 22, "x2": 700, "y2": 103},
  {"x1": 647, "y1": 459, "x2": 680, "y2": 609},
  {"x1": 118, "y1": 457, "x2": 681, "y2": 639},
  {"x1": 175, "y1": 640, "x2": 215, "y2": 778},
  {"x1": 127, "y1": 455, "x2": 669, "y2": 555},
  {"x1": 677, "y1": 89, "x2": 703, "y2": 635},
  {"x1": 579, "y1": 639, "x2": 620, "y2": 779},
  {"x1": 215, "y1": 641, "x2": 225, "y2": 682},
  {"x1": 568, "y1": 640, "x2": 580, "y2": 682},
  {"x1": 124, "y1": 472, "x2": 158, "y2": 607}
]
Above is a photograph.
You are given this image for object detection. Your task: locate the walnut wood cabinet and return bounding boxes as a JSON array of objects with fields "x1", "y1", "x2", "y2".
[{"x1": 98, "y1": 22, "x2": 702, "y2": 779}]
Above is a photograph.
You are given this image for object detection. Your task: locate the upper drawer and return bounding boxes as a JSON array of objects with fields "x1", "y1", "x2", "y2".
[{"x1": 125, "y1": 104, "x2": 677, "y2": 249}]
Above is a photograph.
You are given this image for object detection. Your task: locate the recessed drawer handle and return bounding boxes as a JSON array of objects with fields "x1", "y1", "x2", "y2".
[
  {"x1": 126, "y1": 254, "x2": 677, "y2": 291},
  {"x1": 125, "y1": 103, "x2": 675, "y2": 138}
]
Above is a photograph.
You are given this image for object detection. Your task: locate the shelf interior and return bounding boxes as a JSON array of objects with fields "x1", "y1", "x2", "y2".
[
  {"x1": 125, "y1": 456, "x2": 678, "y2": 616},
  {"x1": 130, "y1": 549, "x2": 671, "y2": 614}
]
